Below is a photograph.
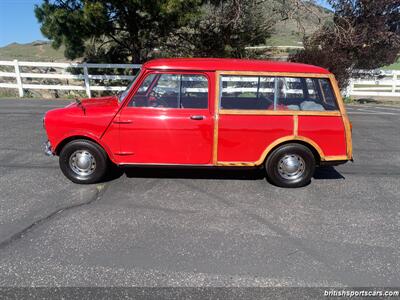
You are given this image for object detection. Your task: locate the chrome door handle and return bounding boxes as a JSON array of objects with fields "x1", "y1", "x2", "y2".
[{"x1": 190, "y1": 115, "x2": 204, "y2": 120}]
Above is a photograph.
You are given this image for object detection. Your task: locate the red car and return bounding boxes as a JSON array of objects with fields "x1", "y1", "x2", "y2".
[{"x1": 43, "y1": 58, "x2": 353, "y2": 187}]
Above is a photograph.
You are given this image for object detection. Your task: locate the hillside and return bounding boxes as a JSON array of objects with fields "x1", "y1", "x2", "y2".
[
  {"x1": 0, "y1": 41, "x2": 66, "y2": 61},
  {"x1": 266, "y1": 3, "x2": 333, "y2": 46}
]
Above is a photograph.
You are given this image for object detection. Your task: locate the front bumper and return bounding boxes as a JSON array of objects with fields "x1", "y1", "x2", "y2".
[{"x1": 43, "y1": 140, "x2": 54, "y2": 156}]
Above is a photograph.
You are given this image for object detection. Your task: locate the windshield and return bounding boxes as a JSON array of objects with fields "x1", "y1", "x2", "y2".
[{"x1": 118, "y1": 69, "x2": 141, "y2": 103}]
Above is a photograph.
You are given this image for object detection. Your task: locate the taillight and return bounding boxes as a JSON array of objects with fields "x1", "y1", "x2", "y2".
[{"x1": 349, "y1": 121, "x2": 353, "y2": 132}]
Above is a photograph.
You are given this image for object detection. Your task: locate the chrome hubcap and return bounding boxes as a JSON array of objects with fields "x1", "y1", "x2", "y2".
[
  {"x1": 278, "y1": 154, "x2": 305, "y2": 180},
  {"x1": 69, "y1": 150, "x2": 96, "y2": 177}
]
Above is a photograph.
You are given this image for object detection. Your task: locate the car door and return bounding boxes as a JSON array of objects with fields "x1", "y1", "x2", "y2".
[{"x1": 117, "y1": 72, "x2": 213, "y2": 165}]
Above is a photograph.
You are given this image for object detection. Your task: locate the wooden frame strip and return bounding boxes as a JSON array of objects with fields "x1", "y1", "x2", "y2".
[
  {"x1": 212, "y1": 72, "x2": 221, "y2": 165},
  {"x1": 328, "y1": 74, "x2": 353, "y2": 160},
  {"x1": 293, "y1": 115, "x2": 298, "y2": 137},
  {"x1": 219, "y1": 110, "x2": 341, "y2": 116},
  {"x1": 218, "y1": 71, "x2": 331, "y2": 78}
]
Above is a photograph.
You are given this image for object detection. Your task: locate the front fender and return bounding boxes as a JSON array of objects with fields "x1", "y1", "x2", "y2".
[{"x1": 52, "y1": 131, "x2": 117, "y2": 164}]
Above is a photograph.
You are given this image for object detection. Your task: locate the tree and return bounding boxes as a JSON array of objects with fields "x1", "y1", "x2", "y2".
[
  {"x1": 289, "y1": 0, "x2": 400, "y2": 87},
  {"x1": 162, "y1": 0, "x2": 280, "y2": 58},
  {"x1": 35, "y1": 0, "x2": 336, "y2": 63},
  {"x1": 35, "y1": 0, "x2": 203, "y2": 63}
]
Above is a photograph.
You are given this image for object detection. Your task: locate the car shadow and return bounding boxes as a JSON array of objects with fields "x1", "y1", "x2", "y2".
[
  {"x1": 104, "y1": 165, "x2": 344, "y2": 182},
  {"x1": 123, "y1": 166, "x2": 265, "y2": 180},
  {"x1": 313, "y1": 166, "x2": 345, "y2": 180},
  {"x1": 354, "y1": 97, "x2": 380, "y2": 104}
]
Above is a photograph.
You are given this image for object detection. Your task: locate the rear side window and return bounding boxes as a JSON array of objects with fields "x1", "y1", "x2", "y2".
[
  {"x1": 130, "y1": 73, "x2": 208, "y2": 109},
  {"x1": 220, "y1": 75, "x2": 338, "y2": 111},
  {"x1": 220, "y1": 76, "x2": 274, "y2": 110}
]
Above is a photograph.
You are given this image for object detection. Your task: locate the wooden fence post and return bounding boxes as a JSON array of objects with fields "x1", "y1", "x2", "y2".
[
  {"x1": 83, "y1": 63, "x2": 91, "y2": 98},
  {"x1": 13, "y1": 59, "x2": 24, "y2": 97},
  {"x1": 392, "y1": 73, "x2": 397, "y2": 94}
]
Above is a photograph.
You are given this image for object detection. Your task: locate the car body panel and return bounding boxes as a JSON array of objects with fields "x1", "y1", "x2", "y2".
[
  {"x1": 217, "y1": 115, "x2": 293, "y2": 162},
  {"x1": 44, "y1": 96, "x2": 120, "y2": 159},
  {"x1": 298, "y1": 116, "x2": 346, "y2": 157},
  {"x1": 116, "y1": 107, "x2": 213, "y2": 164}
]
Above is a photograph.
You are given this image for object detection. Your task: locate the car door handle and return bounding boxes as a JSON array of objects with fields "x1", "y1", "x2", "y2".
[
  {"x1": 113, "y1": 120, "x2": 133, "y2": 124},
  {"x1": 190, "y1": 115, "x2": 204, "y2": 120}
]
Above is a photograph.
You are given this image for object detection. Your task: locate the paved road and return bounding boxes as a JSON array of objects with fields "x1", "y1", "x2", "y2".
[{"x1": 0, "y1": 99, "x2": 399, "y2": 287}]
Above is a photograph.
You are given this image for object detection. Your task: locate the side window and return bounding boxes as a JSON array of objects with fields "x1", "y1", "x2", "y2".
[
  {"x1": 129, "y1": 73, "x2": 208, "y2": 109},
  {"x1": 220, "y1": 76, "x2": 274, "y2": 110},
  {"x1": 319, "y1": 79, "x2": 339, "y2": 110},
  {"x1": 277, "y1": 77, "x2": 338, "y2": 111},
  {"x1": 220, "y1": 75, "x2": 338, "y2": 111},
  {"x1": 137, "y1": 74, "x2": 156, "y2": 93},
  {"x1": 276, "y1": 77, "x2": 306, "y2": 110},
  {"x1": 130, "y1": 74, "x2": 179, "y2": 108},
  {"x1": 181, "y1": 75, "x2": 208, "y2": 109}
]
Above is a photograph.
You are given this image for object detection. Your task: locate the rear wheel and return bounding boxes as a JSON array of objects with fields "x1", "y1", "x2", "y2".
[
  {"x1": 59, "y1": 139, "x2": 108, "y2": 184},
  {"x1": 265, "y1": 143, "x2": 315, "y2": 188}
]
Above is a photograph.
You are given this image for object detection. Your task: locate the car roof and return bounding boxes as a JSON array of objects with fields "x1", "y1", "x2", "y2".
[{"x1": 143, "y1": 58, "x2": 331, "y2": 74}]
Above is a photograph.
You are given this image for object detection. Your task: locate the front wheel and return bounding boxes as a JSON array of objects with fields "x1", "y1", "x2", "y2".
[
  {"x1": 59, "y1": 139, "x2": 109, "y2": 184},
  {"x1": 265, "y1": 143, "x2": 315, "y2": 188}
]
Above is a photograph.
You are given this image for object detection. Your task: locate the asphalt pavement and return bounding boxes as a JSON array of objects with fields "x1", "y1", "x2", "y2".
[{"x1": 0, "y1": 99, "x2": 399, "y2": 287}]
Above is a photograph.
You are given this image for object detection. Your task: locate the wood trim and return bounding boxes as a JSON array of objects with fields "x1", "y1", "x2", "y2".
[
  {"x1": 217, "y1": 71, "x2": 340, "y2": 116},
  {"x1": 118, "y1": 162, "x2": 213, "y2": 167},
  {"x1": 220, "y1": 136, "x2": 325, "y2": 166},
  {"x1": 219, "y1": 110, "x2": 342, "y2": 116},
  {"x1": 293, "y1": 115, "x2": 298, "y2": 137},
  {"x1": 218, "y1": 71, "x2": 331, "y2": 78},
  {"x1": 329, "y1": 74, "x2": 353, "y2": 160},
  {"x1": 216, "y1": 162, "x2": 256, "y2": 167},
  {"x1": 213, "y1": 71, "x2": 221, "y2": 165},
  {"x1": 255, "y1": 136, "x2": 325, "y2": 165},
  {"x1": 216, "y1": 136, "x2": 348, "y2": 167}
]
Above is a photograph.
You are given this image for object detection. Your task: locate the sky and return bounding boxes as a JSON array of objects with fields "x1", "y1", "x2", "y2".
[
  {"x1": 0, "y1": 0, "x2": 333, "y2": 47},
  {"x1": 0, "y1": 0, "x2": 44, "y2": 47}
]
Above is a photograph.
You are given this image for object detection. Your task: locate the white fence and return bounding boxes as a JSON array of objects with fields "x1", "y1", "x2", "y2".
[
  {"x1": 1, "y1": 60, "x2": 399, "y2": 99},
  {"x1": 346, "y1": 70, "x2": 400, "y2": 98},
  {"x1": 0, "y1": 60, "x2": 141, "y2": 97}
]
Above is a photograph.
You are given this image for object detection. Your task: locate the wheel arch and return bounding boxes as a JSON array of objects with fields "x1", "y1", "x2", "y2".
[
  {"x1": 259, "y1": 136, "x2": 324, "y2": 166},
  {"x1": 54, "y1": 135, "x2": 116, "y2": 163}
]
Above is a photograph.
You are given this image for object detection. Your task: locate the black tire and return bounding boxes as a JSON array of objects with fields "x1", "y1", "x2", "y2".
[
  {"x1": 265, "y1": 143, "x2": 315, "y2": 188},
  {"x1": 59, "y1": 139, "x2": 109, "y2": 184}
]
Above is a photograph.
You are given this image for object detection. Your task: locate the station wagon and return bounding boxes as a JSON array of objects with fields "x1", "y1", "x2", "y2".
[{"x1": 43, "y1": 58, "x2": 353, "y2": 187}]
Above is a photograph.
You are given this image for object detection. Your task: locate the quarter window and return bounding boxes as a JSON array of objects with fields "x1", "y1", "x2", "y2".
[
  {"x1": 220, "y1": 75, "x2": 338, "y2": 111},
  {"x1": 130, "y1": 74, "x2": 208, "y2": 109}
]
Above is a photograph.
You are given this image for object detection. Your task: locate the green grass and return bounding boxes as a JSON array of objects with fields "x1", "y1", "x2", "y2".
[
  {"x1": 0, "y1": 41, "x2": 66, "y2": 61},
  {"x1": 383, "y1": 59, "x2": 400, "y2": 70}
]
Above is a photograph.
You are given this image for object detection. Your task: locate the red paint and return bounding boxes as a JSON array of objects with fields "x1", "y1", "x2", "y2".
[
  {"x1": 44, "y1": 95, "x2": 120, "y2": 162},
  {"x1": 43, "y1": 58, "x2": 348, "y2": 166},
  {"x1": 218, "y1": 115, "x2": 293, "y2": 162},
  {"x1": 298, "y1": 116, "x2": 347, "y2": 156},
  {"x1": 144, "y1": 58, "x2": 330, "y2": 74}
]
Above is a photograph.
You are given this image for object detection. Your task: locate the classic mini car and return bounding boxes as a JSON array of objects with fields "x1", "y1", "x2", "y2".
[{"x1": 43, "y1": 58, "x2": 353, "y2": 187}]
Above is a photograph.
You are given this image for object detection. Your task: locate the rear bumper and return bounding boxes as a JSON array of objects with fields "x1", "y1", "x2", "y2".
[
  {"x1": 43, "y1": 140, "x2": 54, "y2": 156},
  {"x1": 319, "y1": 159, "x2": 349, "y2": 167}
]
